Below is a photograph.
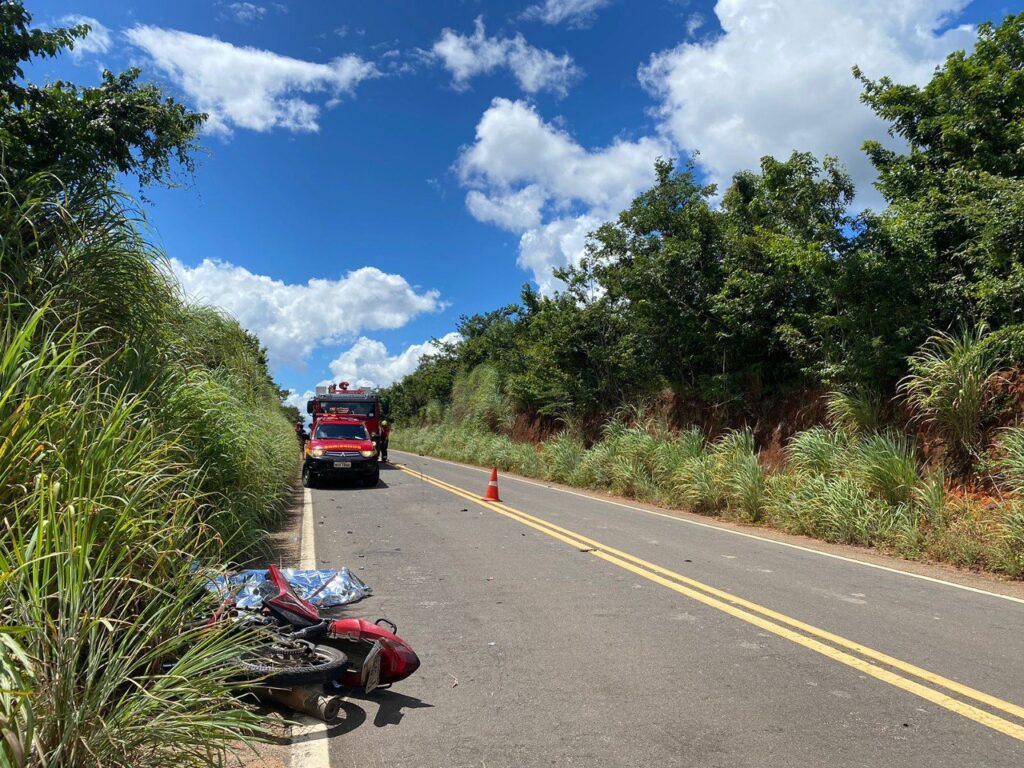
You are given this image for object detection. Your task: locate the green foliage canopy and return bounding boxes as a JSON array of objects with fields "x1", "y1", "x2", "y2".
[{"x1": 0, "y1": 2, "x2": 205, "y2": 188}]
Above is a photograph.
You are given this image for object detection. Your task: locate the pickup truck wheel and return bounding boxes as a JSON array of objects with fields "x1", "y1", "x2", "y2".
[
  {"x1": 302, "y1": 465, "x2": 316, "y2": 489},
  {"x1": 363, "y1": 470, "x2": 379, "y2": 488}
]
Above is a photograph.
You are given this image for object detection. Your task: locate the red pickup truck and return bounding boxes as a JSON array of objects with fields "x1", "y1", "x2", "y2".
[{"x1": 302, "y1": 415, "x2": 380, "y2": 488}]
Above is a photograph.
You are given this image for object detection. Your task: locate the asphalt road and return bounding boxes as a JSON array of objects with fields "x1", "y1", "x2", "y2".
[{"x1": 306, "y1": 451, "x2": 1024, "y2": 768}]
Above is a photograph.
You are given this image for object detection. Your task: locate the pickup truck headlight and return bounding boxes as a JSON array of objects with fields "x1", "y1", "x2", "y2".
[
  {"x1": 360, "y1": 449, "x2": 378, "y2": 458},
  {"x1": 311, "y1": 448, "x2": 325, "y2": 457}
]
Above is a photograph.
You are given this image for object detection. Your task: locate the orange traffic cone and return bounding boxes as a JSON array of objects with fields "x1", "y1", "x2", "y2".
[{"x1": 483, "y1": 467, "x2": 502, "y2": 502}]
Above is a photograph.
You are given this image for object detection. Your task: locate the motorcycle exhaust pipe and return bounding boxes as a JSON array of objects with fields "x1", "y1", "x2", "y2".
[{"x1": 258, "y1": 686, "x2": 341, "y2": 721}]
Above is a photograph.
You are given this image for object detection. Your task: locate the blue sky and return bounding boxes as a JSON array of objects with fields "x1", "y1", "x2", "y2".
[{"x1": 27, "y1": 0, "x2": 1015, "y2": 404}]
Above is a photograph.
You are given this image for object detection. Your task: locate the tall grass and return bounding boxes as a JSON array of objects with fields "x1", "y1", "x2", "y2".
[
  {"x1": 995, "y1": 426, "x2": 1024, "y2": 496},
  {"x1": 0, "y1": 171, "x2": 299, "y2": 765},
  {"x1": 900, "y1": 325, "x2": 1003, "y2": 468},
  {"x1": 788, "y1": 427, "x2": 847, "y2": 476},
  {"x1": 0, "y1": 632, "x2": 34, "y2": 767},
  {"x1": 0, "y1": 313, "x2": 271, "y2": 766},
  {"x1": 448, "y1": 365, "x2": 512, "y2": 432},
  {"x1": 162, "y1": 366, "x2": 296, "y2": 553},
  {"x1": 826, "y1": 389, "x2": 882, "y2": 436},
  {"x1": 847, "y1": 432, "x2": 919, "y2": 506},
  {"x1": 393, "y1": 326, "x2": 1024, "y2": 579}
]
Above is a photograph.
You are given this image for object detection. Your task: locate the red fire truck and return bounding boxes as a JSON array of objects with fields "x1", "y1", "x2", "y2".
[{"x1": 306, "y1": 382, "x2": 391, "y2": 462}]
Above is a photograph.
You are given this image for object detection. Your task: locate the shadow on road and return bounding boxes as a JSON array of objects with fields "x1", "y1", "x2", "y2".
[
  {"x1": 311, "y1": 478, "x2": 390, "y2": 491},
  {"x1": 319, "y1": 691, "x2": 433, "y2": 735}
]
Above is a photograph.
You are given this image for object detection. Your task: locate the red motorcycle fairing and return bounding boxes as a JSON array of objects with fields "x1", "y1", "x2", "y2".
[
  {"x1": 328, "y1": 618, "x2": 421, "y2": 686},
  {"x1": 262, "y1": 564, "x2": 322, "y2": 627},
  {"x1": 263, "y1": 565, "x2": 420, "y2": 688}
]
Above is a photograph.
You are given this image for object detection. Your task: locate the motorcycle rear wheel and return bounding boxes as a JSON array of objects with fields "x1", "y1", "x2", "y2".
[{"x1": 237, "y1": 640, "x2": 347, "y2": 687}]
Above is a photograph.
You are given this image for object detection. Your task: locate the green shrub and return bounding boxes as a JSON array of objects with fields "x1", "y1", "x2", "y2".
[
  {"x1": 826, "y1": 389, "x2": 882, "y2": 436},
  {"x1": 848, "y1": 432, "x2": 919, "y2": 506},
  {"x1": 672, "y1": 454, "x2": 722, "y2": 514},
  {"x1": 788, "y1": 427, "x2": 847, "y2": 477},
  {"x1": 900, "y1": 325, "x2": 1004, "y2": 467},
  {"x1": 994, "y1": 426, "x2": 1024, "y2": 495}
]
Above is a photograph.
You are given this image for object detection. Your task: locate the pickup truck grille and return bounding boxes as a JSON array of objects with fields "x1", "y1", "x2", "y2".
[{"x1": 322, "y1": 450, "x2": 362, "y2": 458}]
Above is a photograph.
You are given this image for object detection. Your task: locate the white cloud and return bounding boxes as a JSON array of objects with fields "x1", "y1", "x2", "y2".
[
  {"x1": 328, "y1": 333, "x2": 463, "y2": 388},
  {"x1": 282, "y1": 388, "x2": 313, "y2": 413},
  {"x1": 456, "y1": 98, "x2": 669, "y2": 290},
  {"x1": 640, "y1": 0, "x2": 976, "y2": 204},
  {"x1": 431, "y1": 17, "x2": 581, "y2": 96},
  {"x1": 466, "y1": 185, "x2": 546, "y2": 231},
  {"x1": 60, "y1": 15, "x2": 112, "y2": 58},
  {"x1": 459, "y1": 98, "x2": 668, "y2": 214},
  {"x1": 124, "y1": 26, "x2": 378, "y2": 134},
  {"x1": 170, "y1": 259, "x2": 443, "y2": 368},
  {"x1": 517, "y1": 214, "x2": 600, "y2": 295},
  {"x1": 227, "y1": 3, "x2": 266, "y2": 22},
  {"x1": 523, "y1": 0, "x2": 612, "y2": 27}
]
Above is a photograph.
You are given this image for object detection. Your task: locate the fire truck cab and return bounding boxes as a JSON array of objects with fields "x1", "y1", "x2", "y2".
[{"x1": 306, "y1": 382, "x2": 391, "y2": 462}]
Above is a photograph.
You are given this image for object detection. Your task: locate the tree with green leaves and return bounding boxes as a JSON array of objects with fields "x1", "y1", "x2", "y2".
[
  {"x1": 581, "y1": 159, "x2": 724, "y2": 396},
  {"x1": 0, "y1": 1, "x2": 205, "y2": 189},
  {"x1": 717, "y1": 152, "x2": 854, "y2": 395},
  {"x1": 855, "y1": 12, "x2": 1024, "y2": 357}
]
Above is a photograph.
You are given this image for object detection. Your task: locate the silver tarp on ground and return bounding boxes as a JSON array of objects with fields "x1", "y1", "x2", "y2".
[{"x1": 206, "y1": 567, "x2": 372, "y2": 609}]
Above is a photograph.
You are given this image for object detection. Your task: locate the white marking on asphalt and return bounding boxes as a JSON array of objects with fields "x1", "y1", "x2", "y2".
[
  {"x1": 291, "y1": 488, "x2": 332, "y2": 768},
  {"x1": 301, "y1": 488, "x2": 317, "y2": 570},
  {"x1": 392, "y1": 450, "x2": 1024, "y2": 606}
]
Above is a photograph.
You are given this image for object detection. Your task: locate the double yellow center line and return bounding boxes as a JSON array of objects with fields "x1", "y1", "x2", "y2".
[{"x1": 398, "y1": 463, "x2": 1024, "y2": 743}]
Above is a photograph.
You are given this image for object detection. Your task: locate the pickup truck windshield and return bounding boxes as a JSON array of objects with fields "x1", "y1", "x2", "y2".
[
  {"x1": 322, "y1": 401, "x2": 375, "y2": 416},
  {"x1": 314, "y1": 423, "x2": 369, "y2": 440}
]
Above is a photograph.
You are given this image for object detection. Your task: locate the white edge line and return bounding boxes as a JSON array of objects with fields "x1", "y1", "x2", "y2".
[
  {"x1": 290, "y1": 488, "x2": 332, "y2": 768},
  {"x1": 300, "y1": 488, "x2": 317, "y2": 570},
  {"x1": 391, "y1": 450, "x2": 1024, "y2": 606}
]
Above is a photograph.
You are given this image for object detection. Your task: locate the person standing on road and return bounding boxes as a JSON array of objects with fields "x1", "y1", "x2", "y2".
[{"x1": 294, "y1": 420, "x2": 309, "y2": 452}]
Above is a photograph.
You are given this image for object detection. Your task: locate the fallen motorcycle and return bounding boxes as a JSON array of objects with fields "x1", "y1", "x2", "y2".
[{"x1": 253, "y1": 564, "x2": 420, "y2": 693}]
